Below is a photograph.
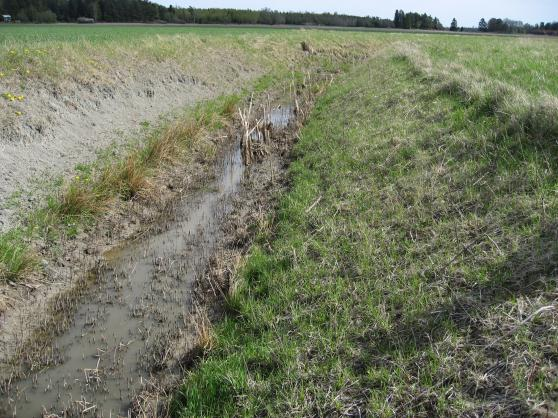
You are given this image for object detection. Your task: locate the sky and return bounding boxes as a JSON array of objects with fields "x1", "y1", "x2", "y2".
[{"x1": 154, "y1": 0, "x2": 557, "y2": 27}]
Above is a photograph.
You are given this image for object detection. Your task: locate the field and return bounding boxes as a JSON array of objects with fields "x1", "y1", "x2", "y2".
[{"x1": 0, "y1": 25, "x2": 557, "y2": 417}]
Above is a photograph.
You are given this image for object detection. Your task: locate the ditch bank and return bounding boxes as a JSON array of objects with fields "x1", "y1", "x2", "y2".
[{"x1": 0, "y1": 61, "x2": 261, "y2": 232}]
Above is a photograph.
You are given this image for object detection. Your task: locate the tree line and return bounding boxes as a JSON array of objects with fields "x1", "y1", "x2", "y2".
[
  {"x1": 0, "y1": 0, "x2": 441, "y2": 30},
  {"x1": 478, "y1": 17, "x2": 558, "y2": 35},
  {"x1": 1, "y1": 0, "x2": 555, "y2": 36},
  {"x1": 1, "y1": 0, "x2": 166, "y2": 22},
  {"x1": 178, "y1": 8, "x2": 395, "y2": 28}
]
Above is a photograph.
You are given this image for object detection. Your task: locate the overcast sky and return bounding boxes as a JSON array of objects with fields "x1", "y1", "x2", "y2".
[{"x1": 154, "y1": 0, "x2": 557, "y2": 27}]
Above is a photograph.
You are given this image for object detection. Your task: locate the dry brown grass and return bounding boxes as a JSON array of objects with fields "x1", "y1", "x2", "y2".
[
  {"x1": 96, "y1": 154, "x2": 150, "y2": 201},
  {"x1": 57, "y1": 183, "x2": 104, "y2": 217},
  {"x1": 143, "y1": 118, "x2": 205, "y2": 166},
  {"x1": 193, "y1": 307, "x2": 214, "y2": 352}
]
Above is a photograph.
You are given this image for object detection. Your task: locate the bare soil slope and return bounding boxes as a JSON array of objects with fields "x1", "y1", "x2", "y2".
[{"x1": 0, "y1": 59, "x2": 259, "y2": 231}]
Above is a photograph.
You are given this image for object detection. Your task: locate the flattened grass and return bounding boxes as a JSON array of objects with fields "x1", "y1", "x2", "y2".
[{"x1": 173, "y1": 47, "x2": 558, "y2": 416}]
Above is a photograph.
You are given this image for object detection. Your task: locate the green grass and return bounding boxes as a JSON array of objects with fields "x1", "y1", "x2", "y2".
[
  {"x1": 420, "y1": 35, "x2": 558, "y2": 95},
  {"x1": 0, "y1": 26, "x2": 383, "y2": 83},
  {"x1": 0, "y1": 24, "x2": 297, "y2": 43},
  {"x1": 0, "y1": 229, "x2": 36, "y2": 281},
  {"x1": 173, "y1": 42, "x2": 558, "y2": 416}
]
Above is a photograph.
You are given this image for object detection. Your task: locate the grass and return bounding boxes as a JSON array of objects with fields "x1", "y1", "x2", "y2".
[
  {"x1": 0, "y1": 25, "x2": 557, "y2": 414},
  {"x1": 172, "y1": 41, "x2": 558, "y2": 416},
  {"x1": 0, "y1": 25, "x2": 383, "y2": 86},
  {"x1": 0, "y1": 230, "x2": 36, "y2": 281}
]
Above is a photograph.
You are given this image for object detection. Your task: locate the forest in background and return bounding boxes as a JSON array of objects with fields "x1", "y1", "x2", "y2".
[{"x1": 0, "y1": 0, "x2": 556, "y2": 35}]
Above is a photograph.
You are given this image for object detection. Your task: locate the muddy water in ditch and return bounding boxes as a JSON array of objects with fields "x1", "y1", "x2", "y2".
[
  {"x1": 3, "y1": 145, "x2": 244, "y2": 417},
  {"x1": 1, "y1": 105, "x2": 294, "y2": 417}
]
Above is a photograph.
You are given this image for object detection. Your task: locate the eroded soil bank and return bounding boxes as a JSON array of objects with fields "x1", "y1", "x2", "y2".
[
  {"x1": 2, "y1": 143, "x2": 244, "y2": 416},
  {"x1": 0, "y1": 62, "x2": 260, "y2": 232}
]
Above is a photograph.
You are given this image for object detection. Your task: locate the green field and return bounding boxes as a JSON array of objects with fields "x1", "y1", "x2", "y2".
[
  {"x1": 1, "y1": 25, "x2": 557, "y2": 416},
  {"x1": 0, "y1": 23, "x2": 287, "y2": 42},
  {"x1": 1, "y1": 25, "x2": 557, "y2": 93}
]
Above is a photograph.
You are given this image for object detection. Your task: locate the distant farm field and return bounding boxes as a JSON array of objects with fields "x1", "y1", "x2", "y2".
[
  {"x1": 1, "y1": 24, "x2": 557, "y2": 92},
  {"x1": 0, "y1": 23, "x2": 286, "y2": 42},
  {"x1": 0, "y1": 25, "x2": 557, "y2": 417}
]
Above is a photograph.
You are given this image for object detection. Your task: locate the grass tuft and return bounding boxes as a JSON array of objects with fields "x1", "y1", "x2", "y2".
[
  {"x1": 0, "y1": 231, "x2": 36, "y2": 282},
  {"x1": 57, "y1": 182, "x2": 103, "y2": 218},
  {"x1": 110, "y1": 154, "x2": 153, "y2": 200}
]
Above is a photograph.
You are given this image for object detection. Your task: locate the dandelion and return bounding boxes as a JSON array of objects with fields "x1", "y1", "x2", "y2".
[
  {"x1": 2, "y1": 92, "x2": 25, "y2": 102},
  {"x1": 15, "y1": 111, "x2": 22, "y2": 116}
]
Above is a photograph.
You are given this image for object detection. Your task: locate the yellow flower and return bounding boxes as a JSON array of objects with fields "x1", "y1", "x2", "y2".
[{"x1": 15, "y1": 111, "x2": 22, "y2": 116}]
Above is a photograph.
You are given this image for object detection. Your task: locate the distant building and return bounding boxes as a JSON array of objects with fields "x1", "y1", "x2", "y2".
[
  {"x1": 2, "y1": 15, "x2": 11, "y2": 23},
  {"x1": 77, "y1": 17, "x2": 95, "y2": 24}
]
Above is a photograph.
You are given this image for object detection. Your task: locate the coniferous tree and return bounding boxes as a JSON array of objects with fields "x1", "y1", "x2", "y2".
[
  {"x1": 478, "y1": 18, "x2": 488, "y2": 32},
  {"x1": 488, "y1": 18, "x2": 505, "y2": 32},
  {"x1": 450, "y1": 18, "x2": 458, "y2": 31}
]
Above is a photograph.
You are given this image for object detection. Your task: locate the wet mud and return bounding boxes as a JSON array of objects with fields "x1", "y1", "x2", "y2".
[{"x1": 0, "y1": 104, "x2": 294, "y2": 417}]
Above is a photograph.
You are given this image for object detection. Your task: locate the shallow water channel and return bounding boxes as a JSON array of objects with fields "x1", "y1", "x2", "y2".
[
  {"x1": 3, "y1": 146, "x2": 244, "y2": 417},
  {"x1": 1, "y1": 104, "x2": 294, "y2": 417}
]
